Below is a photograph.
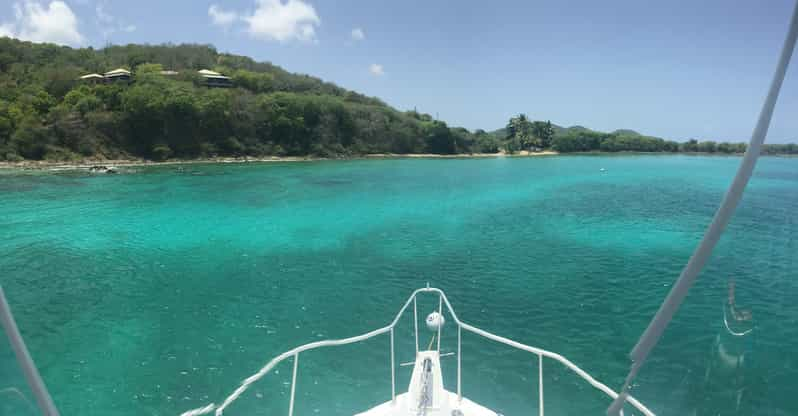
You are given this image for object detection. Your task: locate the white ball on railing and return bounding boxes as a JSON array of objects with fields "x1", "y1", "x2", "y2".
[{"x1": 426, "y1": 312, "x2": 445, "y2": 331}]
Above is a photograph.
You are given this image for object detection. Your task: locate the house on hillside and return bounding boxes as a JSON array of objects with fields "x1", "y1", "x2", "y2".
[
  {"x1": 198, "y1": 69, "x2": 232, "y2": 88},
  {"x1": 79, "y1": 73, "x2": 105, "y2": 84},
  {"x1": 104, "y1": 68, "x2": 132, "y2": 83}
]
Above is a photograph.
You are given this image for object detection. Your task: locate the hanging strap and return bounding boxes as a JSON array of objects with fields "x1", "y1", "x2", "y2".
[{"x1": 608, "y1": 2, "x2": 798, "y2": 414}]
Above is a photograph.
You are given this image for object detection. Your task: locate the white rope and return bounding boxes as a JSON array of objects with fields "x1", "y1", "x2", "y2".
[
  {"x1": 608, "y1": 2, "x2": 798, "y2": 414},
  {"x1": 416, "y1": 358, "x2": 433, "y2": 416}
]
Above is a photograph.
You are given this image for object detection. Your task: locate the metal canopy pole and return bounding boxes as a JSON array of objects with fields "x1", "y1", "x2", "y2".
[
  {"x1": 0, "y1": 286, "x2": 60, "y2": 416},
  {"x1": 608, "y1": 2, "x2": 798, "y2": 414}
]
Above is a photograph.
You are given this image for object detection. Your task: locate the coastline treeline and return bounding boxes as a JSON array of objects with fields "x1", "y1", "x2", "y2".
[
  {"x1": 501, "y1": 114, "x2": 797, "y2": 155},
  {"x1": 0, "y1": 37, "x2": 795, "y2": 162},
  {"x1": 0, "y1": 38, "x2": 489, "y2": 161}
]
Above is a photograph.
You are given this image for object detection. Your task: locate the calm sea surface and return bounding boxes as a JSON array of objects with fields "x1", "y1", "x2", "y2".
[{"x1": 1, "y1": 155, "x2": 796, "y2": 416}]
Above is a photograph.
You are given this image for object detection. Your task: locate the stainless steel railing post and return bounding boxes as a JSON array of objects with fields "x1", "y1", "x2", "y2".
[
  {"x1": 457, "y1": 325, "x2": 462, "y2": 402},
  {"x1": 414, "y1": 296, "x2": 419, "y2": 354},
  {"x1": 436, "y1": 295, "x2": 442, "y2": 352},
  {"x1": 390, "y1": 328, "x2": 396, "y2": 404},
  {"x1": 288, "y1": 353, "x2": 299, "y2": 416},
  {"x1": 538, "y1": 354, "x2": 544, "y2": 416}
]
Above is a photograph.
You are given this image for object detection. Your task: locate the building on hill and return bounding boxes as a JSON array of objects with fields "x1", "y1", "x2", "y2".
[
  {"x1": 104, "y1": 68, "x2": 132, "y2": 83},
  {"x1": 198, "y1": 69, "x2": 232, "y2": 88},
  {"x1": 78, "y1": 73, "x2": 104, "y2": 84}
]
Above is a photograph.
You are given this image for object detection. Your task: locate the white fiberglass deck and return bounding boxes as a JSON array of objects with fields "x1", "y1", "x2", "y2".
[
  {"x1": 356, "y1": 350, "x2": 497, "y2": 416},
  {"x1": 181, "y1": 287, "x2": 654, "y2": 416}
]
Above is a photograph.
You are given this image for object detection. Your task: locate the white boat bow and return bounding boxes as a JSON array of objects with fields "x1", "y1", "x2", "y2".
[{"x1": 181, "y1": 287, "x2": 655, "y2": 416}]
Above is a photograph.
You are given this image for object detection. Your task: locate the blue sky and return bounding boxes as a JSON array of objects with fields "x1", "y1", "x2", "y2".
[{"x1": 1, "y1": 0, "x2": 796, "y2": 142}]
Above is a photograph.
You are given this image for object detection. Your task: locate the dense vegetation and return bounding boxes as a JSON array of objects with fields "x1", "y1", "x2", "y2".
[
  {"x1": 500, "y1": 115, "x2": 797, "y2": 155},
  {"x1": 0, "y1": 38, "x2": 496, "y2": 161},
  {"x1": 0, "y1": 37, "x2": 794, "y2": 162}
]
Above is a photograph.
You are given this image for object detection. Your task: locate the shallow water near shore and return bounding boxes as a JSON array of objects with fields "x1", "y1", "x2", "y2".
[{"x1": 1, "y1": 155, "x2": 796, "y2": 416}]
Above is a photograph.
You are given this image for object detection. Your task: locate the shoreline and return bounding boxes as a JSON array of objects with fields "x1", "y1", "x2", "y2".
[
  {"x1": 0, "y1": 151, "x2": 559, "y2": 172},
  {"x1": 363, "y1": 150, "x2": 558, "y2": 159},
  {"x1": 0, "y1": 156, "x2": 317, "y2": 171},
  {"x1": 2, "y1": 150, "x2": 794, "y2": 172}
]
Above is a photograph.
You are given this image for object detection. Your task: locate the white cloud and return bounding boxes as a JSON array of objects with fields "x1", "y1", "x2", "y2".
[
  {"x1": 369, "y1": 63, "x2": 384, "y2": 76},
  {"x1": 351, "y1": 27, "x2": 364, "y2": 41},
  {"x1": 243, "y1": 0, "x2": 320, "y2": 42},
  {"x1": 95, "y1": 1, "x2": 136, "y2": 39},
  {"x1": 0, "y1": 23, "x2": 14, "y2": 38},
  {"x1": 0, "y1": 1, "x2": 84, "y2": 46},
  {"x1": 95, "y1": 3, "x2": 112, "y2": 24},
  {"x1": 208, "y1": 4, "x2": 238, "y2": 27}
]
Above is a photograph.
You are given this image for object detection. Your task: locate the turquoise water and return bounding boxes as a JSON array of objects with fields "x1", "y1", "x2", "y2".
[{"x1": 1, "y1": 155, "x2": 796, "y2": 416}]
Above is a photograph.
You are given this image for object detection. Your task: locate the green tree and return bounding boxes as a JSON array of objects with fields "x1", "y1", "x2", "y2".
[
  {"x1": 551, "y1": 130, "x2": 605, "y2": 152},
  {"x1": 3, "y1": 37, "x2": 795, "y2": 161},
  {"x1": 474, "y1": 129, "x2": 500, "y2": 153},
  {"x1": 135, "y1": 63, "x2": 164, "y2": 74},
  {"x1": 680, "y1": 139, "x2": 699, "y2": 152},
  {"x1": 232, "y1": 70, "x2": 274, "y2": 94},
  {"x1": 506, "y1": 114, "x2": 534, "y2": 150},
  {"x1": 10, "y1": 116, "x2": 52, "y2": 159},
  {"x1": 530, "y1": 120, "x2": 554, "y2": 149},
  {"x1": 425, "y1": 121, "x2": 456, "y2": 154},
  {"x1": 697, "y1": 141, "x2": 717, "y2": 153}
]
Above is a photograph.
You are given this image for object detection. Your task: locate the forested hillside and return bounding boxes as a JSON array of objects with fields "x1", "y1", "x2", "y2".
[
  {"x1": 0, "y1": 37, "x2": 794, "y2": 162},
  {"x1": 0, "y1": 38, "x2": 496, "y2": 161}
]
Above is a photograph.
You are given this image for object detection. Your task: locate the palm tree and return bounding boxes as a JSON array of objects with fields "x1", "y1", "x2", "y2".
[{"x1": 506, "y1": 114, "x2": 529, "y2": 139}]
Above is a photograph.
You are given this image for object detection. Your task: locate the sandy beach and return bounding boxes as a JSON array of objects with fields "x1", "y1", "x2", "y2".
[{"x1": 364, "y1": 150, "x2": 558, "y2": 158}]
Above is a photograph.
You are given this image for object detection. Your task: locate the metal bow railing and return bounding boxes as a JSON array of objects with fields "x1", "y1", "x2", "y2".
[{"x1": 181, "y1": 287, "x2": 655, "y2": 416}]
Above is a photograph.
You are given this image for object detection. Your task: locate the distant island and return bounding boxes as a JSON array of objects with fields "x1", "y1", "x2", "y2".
[
  {"x1": 494, "y1": 116, "x2": 795, "y2": 155},
  {"x1": 0, "y1": 37, "x2": 795, "y2": 165}
]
